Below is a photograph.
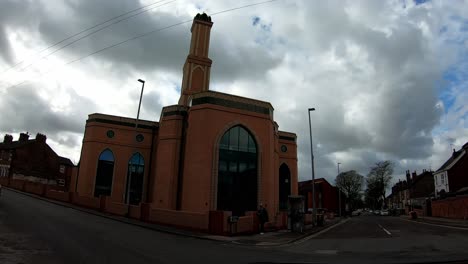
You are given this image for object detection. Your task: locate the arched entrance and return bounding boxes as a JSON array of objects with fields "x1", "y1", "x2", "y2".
[
  {"x1": 94, "y1": 149, "x2": 115, "y2": 197},
  {"x1": 217, "y1": 126, "x2": 257, "y2": 216},
  {"x1": 279, "y1": 163, "x2": 291, "y2": 210},
  {"x1": 125, "y1": 153, "x2": 145, "y2": 205}
]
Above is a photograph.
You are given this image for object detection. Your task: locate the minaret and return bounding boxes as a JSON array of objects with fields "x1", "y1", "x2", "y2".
[{"x1": 178, "y1": 13, "x2": 213, "y2": 106}]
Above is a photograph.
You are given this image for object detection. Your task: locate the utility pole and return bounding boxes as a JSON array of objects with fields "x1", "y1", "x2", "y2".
[
  {"x1": 308, "y1": 108, "x2": 316, "y2": 225},
  {"x1": 337, "y1": 162, "x2": 341, "y2": 217},
  {"x1": 126, "y1": 79, "x2": 145, "y2": 215}
]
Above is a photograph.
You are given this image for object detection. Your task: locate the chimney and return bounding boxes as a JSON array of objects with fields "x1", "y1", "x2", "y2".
[
  {"x1": 19, "y1": 133, "x2": 29, "y2": 142},
  {"x1": 412, "y1": 171, "x2": 417, "y2": 181},
  {"x1": 406, "y1": 170, "x2": 411, "y2": 183},
  {"x1": 35, "y1": 133, "x2": 47, "y2": 143},
  {"x1": 178, "y1": 13, "x2": 214, "y2": 106},
  {"x1": 3, "y1": 134, "x2": 13, "y2": 143}
]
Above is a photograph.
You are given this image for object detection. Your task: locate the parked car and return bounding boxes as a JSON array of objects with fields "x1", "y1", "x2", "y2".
[
  {"x1": 351, "y1": 210, "x2": 361, "y2": 216},
  {"x1": 374, "y1": 210, "x2": 381, "y2": 215},
  {"x1": 380, "y1": 209, "x2": 389, "y2": 216}
]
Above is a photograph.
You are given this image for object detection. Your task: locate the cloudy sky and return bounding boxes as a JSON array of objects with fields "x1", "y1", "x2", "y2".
[{"x1": 0, "y1": 0, "x2": 467, "y2": 187}]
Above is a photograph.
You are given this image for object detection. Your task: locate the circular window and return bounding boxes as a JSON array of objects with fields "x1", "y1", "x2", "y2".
[
  {"x1": 136, "y1": 134, "x2": 144, "y2": 142},
  {"x1": 106, "y1": 130, "x2": 115, "y2": 138},
  {"x1": 281, "y1": 145, "x2": 287, "y2": 153}
]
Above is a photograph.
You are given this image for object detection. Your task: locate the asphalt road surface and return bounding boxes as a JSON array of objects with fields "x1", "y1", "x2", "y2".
[{"x1": 1, "y1": 189, "x2": 468, "y2": 264}]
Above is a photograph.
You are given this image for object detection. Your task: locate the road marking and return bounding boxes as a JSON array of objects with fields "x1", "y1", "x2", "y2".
[
  {"x1": 378, "y1": 224, "x2": 392, "y2": 236},
  {"x1": 313, "y1": 250, "x2": 338, "y2": 255},
  {"x1": 291, "y1": 218, "x2": 351, "y2": 244}
]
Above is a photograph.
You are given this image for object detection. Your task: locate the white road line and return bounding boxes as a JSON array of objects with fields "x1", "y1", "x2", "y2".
[
  {"x1": 291, "y1": 218, "x2": 351, "y2": 244},
  {"x1": 378, "y1": 224, "x2": 392, "y2": 236}
]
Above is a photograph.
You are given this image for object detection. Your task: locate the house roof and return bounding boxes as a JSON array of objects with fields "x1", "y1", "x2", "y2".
[
  {"x1": 0, "y1": 139, "x2": 36, "y2": 150},
  {"x1": 59, "y1": 156, "x2": 74, "y2": 166},
  {"x1": 435, "y1": 145, "x2": 467, "y2": 173}
]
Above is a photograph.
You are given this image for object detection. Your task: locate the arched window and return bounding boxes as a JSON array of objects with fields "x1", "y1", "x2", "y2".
[
  {"x1": 126, "y1": 153, "x2": 145, "y2": 205},
  {"x1": 94, "y1": 149, "x2": 115, "y2": 197},
  {"x1": 279, "y1": 163, "x2": 291, "y2": 210},
  {"x1": 217, "y1": 126, "x2": 257, "y2": 216}
]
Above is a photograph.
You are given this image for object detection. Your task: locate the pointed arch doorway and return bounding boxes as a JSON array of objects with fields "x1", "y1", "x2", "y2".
[
  {"x1": 94, "y1": 149, "x2": 115, "y2": 197},
  {"x1": 217, "y1": 125, "x2": 258, "y2": 216}
]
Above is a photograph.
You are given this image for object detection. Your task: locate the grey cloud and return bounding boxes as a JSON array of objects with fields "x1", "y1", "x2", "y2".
[
  {"x1": 0, "y1": 0, "x2": 44, "y2": 65},
  {"x1": 140, "y1": 89, "x2": 164, "y2": 121},
  {"x1": 0, "y1": 85, "x2": 95, "y2": 138},
  {"x1": 14, "y1": 0, "x2": 281, "y2": 82},
  {"x1": 0, "y1": 27, "x2": 14, "y2": 65},
  {"x1": 57, "y1": 135, "x2": 80, "y2": 148}
]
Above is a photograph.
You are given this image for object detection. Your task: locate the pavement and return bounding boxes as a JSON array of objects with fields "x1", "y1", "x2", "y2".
[
  {"x1": 2, "y1": 189, "x2": 468, "y2": 264},
  {"x1": 400, "y1": 214, "x2": 468, "y2": 229}
]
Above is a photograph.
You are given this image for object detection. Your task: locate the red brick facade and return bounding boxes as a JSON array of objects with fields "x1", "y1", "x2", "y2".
[
  {"x1": 431, "y1": 195, "x2": 468, "y2": 219},
  {"x1": 299, "y1": 178, "x2": 344, "y2": 215},
  {"x1": 75, "y1": 14, "x2": 298, "y2": 234}
]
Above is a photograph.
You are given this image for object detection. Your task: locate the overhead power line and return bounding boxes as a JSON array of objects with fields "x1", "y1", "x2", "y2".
[
  {"x1": 15, "y1": 0, "x2": 177, "y2": 74},
  {"x1": 3, "y1": 0, "x2": 280, "y2": 90},
  {"x1": 1, "y1": 0, "x2": 175, "y2": 75}
]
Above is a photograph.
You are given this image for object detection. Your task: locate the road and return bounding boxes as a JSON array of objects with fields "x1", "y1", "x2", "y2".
[{"x1": 1, "y1": 189, "x2": 468, "y2": 264}]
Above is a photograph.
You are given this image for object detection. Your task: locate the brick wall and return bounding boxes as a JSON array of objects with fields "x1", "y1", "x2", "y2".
[
  {"x1": 129, "y1": 205, "x2": 141, "y2": 219},
  {"x1": 9, "y1": 179, "x2": 25, "y2": 191},
  {"x1": 45, "y1": 189, "x2": 70, "y2": 202},
  {"x1": 235, "y1": 215, "x2": 254, "y2": 234},
  {"x1": 72, "y1": 193, "x2": 101, "y2": 210},
  {"x1": 432, "y1": 195, "x2": 468, "y2": 219},
  {"x1": 150, "y1": 208, "x2": 209, "y2": 231},
  {"x1": 104, "y1": 198, "x2": 128, "y2": 216},
  {"x1": 24, "y1": 182, "x2": 45, "y2": 196},
  {"x1": 0, "y1": 177, "x2": 9, "y2": 186}
]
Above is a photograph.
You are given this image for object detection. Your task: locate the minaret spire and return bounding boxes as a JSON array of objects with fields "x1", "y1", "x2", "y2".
[{"x1": 178, "y1": 13, "x2": 213, "y2": 106}]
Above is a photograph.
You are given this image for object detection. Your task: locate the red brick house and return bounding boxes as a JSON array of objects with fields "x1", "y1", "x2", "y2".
[
  {"x1": 298, "y1": 178, "x2": 345, "y2": 215},
  {"x1": 388, "y1": 179, "x2": 410, "y2": 210},
  {"x1": 0, "y1": 133, "x2": 74, "y2": 190},
  {"x1": 389, "y1": 170, "x2": 434, "y2": 214},
  {"x1": 408, "y1": 170, "x2": 434, "y2": 199},
  {"x1": 434, "y1": 142, "x2": 468, "y2": 197}
]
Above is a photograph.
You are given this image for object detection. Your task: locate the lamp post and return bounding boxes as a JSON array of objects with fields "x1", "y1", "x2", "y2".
[
  {"x1": 126, "y1": 79, "x2": 145, "y2": 205},
  {"x1": 337, "y1": 162, "x2": 341, "y2": 217},
  {"x1": 307, "y1": 108, "x2": 316, "y2": 225}
]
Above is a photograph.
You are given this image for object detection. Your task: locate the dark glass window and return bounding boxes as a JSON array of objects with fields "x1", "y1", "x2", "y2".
[
  {"x1": 136, "y1": 134, "x2": 144, "y2": 142},
  {"x1": 106, "y1": 130, "x2": 115, "y2": 138},
  {"x1": 94, "y1": 149, "x2": 115, "y2": 197},
  {"x1": 217, "y1": 126, "x2": 257, "y2": 216},
  {"x1": 279, "y1": 163, "x2": 291, "y2": 210},
  {"x1": 126, "y1": 153, "x2": 145, "y2": 205}
]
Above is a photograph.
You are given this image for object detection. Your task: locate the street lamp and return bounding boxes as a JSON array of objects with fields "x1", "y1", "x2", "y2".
[
  {"x1": 136, "y1": 79, "x2": 146, "y2": 125},
  {"x1": 126, "y1": 79, "x2": 145, "y2": 206},
  {"x1": 337, "y1": 162, "x2": 341, "y2": 217},
  {"x1": 307, "y1": 108, "x2": 316, "y2": 225}
]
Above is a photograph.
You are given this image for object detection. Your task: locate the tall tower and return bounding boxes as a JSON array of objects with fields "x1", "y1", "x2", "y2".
[{"x1": 178, "y1": 13, "x2": 213, "y2": 106}]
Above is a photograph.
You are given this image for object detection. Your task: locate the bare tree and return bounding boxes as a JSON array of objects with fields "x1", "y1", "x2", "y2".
[
  {"x1": 335, "y1": 170, "x2": 364, "y2": 209},
  {"x1": 365, "y1": 161, "x2": 393, "y2": 209}
]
